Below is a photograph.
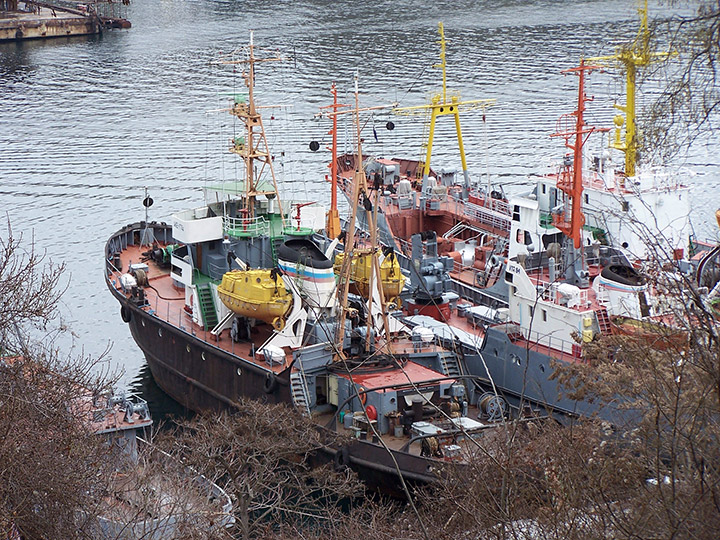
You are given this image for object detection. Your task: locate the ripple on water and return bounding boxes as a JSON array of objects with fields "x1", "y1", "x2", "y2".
[{"x1": 0, "y1": 0, "x2": 717, "y2": 386}]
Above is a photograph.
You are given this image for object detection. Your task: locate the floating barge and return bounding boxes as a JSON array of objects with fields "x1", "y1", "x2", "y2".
[{"x1": 0, "y1": 1, "x2": 129, "y2": 41}]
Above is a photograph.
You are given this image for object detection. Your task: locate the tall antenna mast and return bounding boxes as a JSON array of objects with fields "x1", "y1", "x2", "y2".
[
  {"x1": 221, "y1": 32, "x2": 285, "y2": 223},
  {"x1": 328, "y1": 74, "x2": 394, "y2": 358},
  {"x1": 551, "y1": 61, "x2": 605, "y2": 249},
  {"x1": 551, "y1": 60, "x2": 608, "y2": 286},
  {"x1": 320, "y1": 83, "x2": 349, "y2": 239}
]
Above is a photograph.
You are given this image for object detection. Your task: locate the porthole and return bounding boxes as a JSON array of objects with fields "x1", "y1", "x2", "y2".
[
  {"x1": 158, "y1": 328, "x2": 163, "y2": 337},
  {"x1": 201, "y1": 352, "x2": 206, "y2": 361},
  {"x1": 510, "y1": 353, "x2": 521, "y2": 366},
  {"x1": 141, "y1": 319, "x2": 146, "y2": 327},
  {"x1": 186, "y1": 345, "x2": 191, "y2": 353},
  {"x1": 236, "y1": 367, "x2": 242, "y2": 376},
  {"x1": 540, "y1": 364, "x2": 545, "y2": 373}
]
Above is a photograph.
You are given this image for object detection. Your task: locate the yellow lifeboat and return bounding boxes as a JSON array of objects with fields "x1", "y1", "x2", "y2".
[
  {"x1": 216, "y1": 269, "x2": 292, "y2": 330},
  {"x1": 334, "y1": 248, "x2": 405, "y2": 305}
]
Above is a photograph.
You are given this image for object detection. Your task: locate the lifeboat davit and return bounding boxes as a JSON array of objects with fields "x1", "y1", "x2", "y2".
[
  {"x1": 217, "y1": 268, "x2": 292, "y2": 330},
  {"x1": 334, "y1": 248, "x2": 405, "y2": 304}
]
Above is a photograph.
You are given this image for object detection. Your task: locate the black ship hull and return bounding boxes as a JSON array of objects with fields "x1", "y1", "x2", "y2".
[{"x1": 106, "y1": 248, "x2": 444, "y2": 496}]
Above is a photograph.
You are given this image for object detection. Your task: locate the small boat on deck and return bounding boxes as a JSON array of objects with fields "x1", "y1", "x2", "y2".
[
  {"x1": 217, "y1": 268, "x2": 292, "y2": 330},
  {"x1": 333, "y1": 246, "x2": 405, "y2": 306}
]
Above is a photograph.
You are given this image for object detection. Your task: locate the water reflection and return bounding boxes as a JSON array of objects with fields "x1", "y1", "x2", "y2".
[{"x1": 129, "y1": 363, "x2": 193, "y2": 425}]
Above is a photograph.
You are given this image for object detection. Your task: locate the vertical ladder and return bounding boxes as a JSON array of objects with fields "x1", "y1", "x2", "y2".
[
  {"x1": 270, "y1": 236, "x2": 284, "y2": 266},
  {"x1": 196, "y1": 284, "x2": 218, "y2": 329},
  {"x1": 439, "y1": 351, "x2": 461, "y2": 378},
  {"x1": 594, "y1": 307, "x2": 612, "y2": 334},
  {"x1": 290, "y1": 371, "x2": 312, "y2": 417}
]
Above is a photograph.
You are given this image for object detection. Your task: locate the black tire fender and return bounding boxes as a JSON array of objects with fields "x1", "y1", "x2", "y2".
[
  {"x1": 120, "y1": 306, "x2": 132, "y2": 323},
  {"x1": 263, "y1": 371, "x2": 277, "y2": 394},
  {"x1": 333, "y1": 446, "x2": 350, "y2": 471}
]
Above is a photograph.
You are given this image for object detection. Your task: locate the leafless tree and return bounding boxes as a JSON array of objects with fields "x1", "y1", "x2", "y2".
[
  {"x1": 0, "y1": 222, "x2": 228, "y2": 539},
  {"x1": 158, "y1": 399, "x2": 372, "y2": 540},
  {"x1": 0, "y1": 219, "x2": 68, "y2": 357},
  {"x1": 644, "y1": 1, "x2": 720, "y2": 161},
  {"x1": 0, "y1": 352, "x2": 115, "y2": 539},
  {"x1": 402, "y1": 219, "x2": 720, "y2": 539}
]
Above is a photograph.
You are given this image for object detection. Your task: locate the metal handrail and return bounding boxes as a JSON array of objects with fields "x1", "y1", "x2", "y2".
[{"x1": 223, "y1": 215, "x2": 270, "y2": 237}]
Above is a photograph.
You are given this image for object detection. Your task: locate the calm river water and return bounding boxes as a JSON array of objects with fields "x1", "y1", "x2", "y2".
[{"x1": 1, "y1": 0, "x2": 718, "y2": 403}]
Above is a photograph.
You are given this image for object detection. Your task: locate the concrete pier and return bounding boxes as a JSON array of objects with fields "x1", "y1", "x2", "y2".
[{"x1": 0, "y1": 2, "x2": 129, "y2": 41}]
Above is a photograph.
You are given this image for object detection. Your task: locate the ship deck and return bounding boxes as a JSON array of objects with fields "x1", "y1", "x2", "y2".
[
  {"x1": 313, "y1": 407, "x2": 530, "y2": 461},
  {"x1": 109, "y1": 241, "x2": 453, "y2": 376},
  {"x1": 108, "y1": 230, "x2": 550, "y2": 470},
  {"x1": 337, "y1": 169, "x2": 510, "y2": 244}
]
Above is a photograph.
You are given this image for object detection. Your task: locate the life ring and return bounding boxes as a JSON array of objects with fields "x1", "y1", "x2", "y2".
[
  {"x1": 263, "y1": 371, "x2": 278, "y2": 394},
  {"x1": 120, "y1": 306, "x2": 132, "y2": 323},
  {"x1": 333, "y1": 446, "x2": 350, "y2": 471}
]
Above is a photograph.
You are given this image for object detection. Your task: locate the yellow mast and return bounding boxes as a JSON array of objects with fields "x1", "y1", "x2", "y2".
[
  {"x1": 394, "y1": 22, "x2": 494, "y2": 192},
  {"x1": 588, "y1": 0, "x2": 673, "y2": 177}
]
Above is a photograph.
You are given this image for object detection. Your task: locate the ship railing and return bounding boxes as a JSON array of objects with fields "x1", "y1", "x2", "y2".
[
  {"x1": 581, "y1": 170, "x2": 612, "y2": 191},
  {"x1": 535, "y1": 280, "x2": 591, "y2": 308},
  {"x1": 105, "y1": 256, "x2": 121, "y2": 276},
  {"x1": 223, "y1": 215, "x2": 270, "y2": 237},
  {"x1": 468, "y1": 192, "x2": 511, "y2": 216},
  {"x1": 633, "y1": 166, "x2": 689, "y2": 191},
  {"x1": 496, "y1": 322, "x2": 580, "y2": 359},
  {"x1": 142, "y1": 290, "x2": 277, "y2": 362},
  {"x1": 463, "y1": 201, "x2": 512, "y2": 233},
  {"x1": 451, "y1": 261, "x2": 496, "y2": 288}
]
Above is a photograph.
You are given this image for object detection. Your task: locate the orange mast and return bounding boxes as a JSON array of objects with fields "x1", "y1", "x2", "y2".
[
  {"x1": 320, "y1": 83, "x2": 348, "y2": 239},
  {"x1": 551, "y1": 60, "x2": 607, "y2": 249}
]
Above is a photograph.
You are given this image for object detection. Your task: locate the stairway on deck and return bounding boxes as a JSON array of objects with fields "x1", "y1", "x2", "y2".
[
  {"x1": 439, "y1": 351, "x2": 462, "y2": 378},
  {"x1": 594, "y1": 306, "x2": 611, "y2": 334},
  {"x1": 196, "y1": 284, "x2": 218, "y2": 329},
  {"x1": 290, "y1": 371, "x2": 312, "y2": 417}
]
